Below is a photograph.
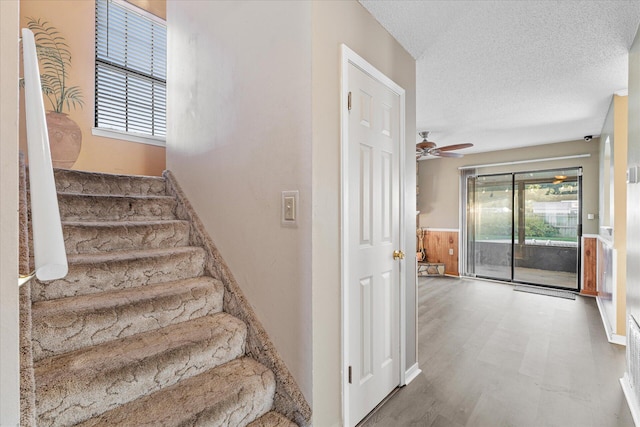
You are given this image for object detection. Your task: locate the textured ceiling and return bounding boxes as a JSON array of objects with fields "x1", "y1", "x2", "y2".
[{"x1": 359, "y1": 0, "x2": 640, "y2": 154}]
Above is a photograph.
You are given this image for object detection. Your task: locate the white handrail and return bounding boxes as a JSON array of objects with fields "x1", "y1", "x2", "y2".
[{"x1": 21, "y1": 28, "x2": 68, "y2": 281}]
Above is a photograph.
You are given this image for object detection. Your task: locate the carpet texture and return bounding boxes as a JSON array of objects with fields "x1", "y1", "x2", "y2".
[{"x1": 22, "y1": 168, "x2": 306, "y2": 427}]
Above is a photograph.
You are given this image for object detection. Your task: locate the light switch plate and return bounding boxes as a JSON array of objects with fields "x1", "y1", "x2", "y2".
[{"x1": 281, "y1": 190, "x2": 299, "y2": 227}]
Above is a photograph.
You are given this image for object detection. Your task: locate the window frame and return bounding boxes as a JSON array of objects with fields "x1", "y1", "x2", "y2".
[{"x1": 93, "y1": 0, "x2": 167, "y2": 146}]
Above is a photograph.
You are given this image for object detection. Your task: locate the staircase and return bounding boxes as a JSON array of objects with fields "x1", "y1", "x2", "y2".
[{"x1": 22, "y1": 168, "x2": 308, "y2": 426}]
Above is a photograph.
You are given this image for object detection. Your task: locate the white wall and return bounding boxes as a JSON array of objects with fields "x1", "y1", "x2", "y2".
[
  {"x1": 166, "y1": 0, "x2": 313, "y2": 400},
  {"x1": 0, "y1": 1, "x2": 20, "y2": 424},
  {"x1": 627, "y1": 25, "x2": 640, "y2": 330},
  {"x1": 312, "y1": 2, "x2": 417, "y2": 425}
]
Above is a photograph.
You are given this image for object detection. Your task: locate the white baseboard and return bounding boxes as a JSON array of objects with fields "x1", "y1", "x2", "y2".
[
  {"x1": 621, "y1": 374, "x2": 640, "y2": 426},
  {"x1": 596, "y1": 296, "x2": 627, "y2": 346},
  {"x1": 404, "y1": 363, "x2": 421, "y2": 385}
]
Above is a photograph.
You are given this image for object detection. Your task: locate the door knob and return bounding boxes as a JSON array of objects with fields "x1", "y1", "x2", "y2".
[{"x1": 393, "y1": 250, "x2": 405, "y2": 260}]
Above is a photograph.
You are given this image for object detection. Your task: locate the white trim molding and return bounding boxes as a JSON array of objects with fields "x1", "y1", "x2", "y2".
[
  {"x1": 92, "y1": 127, "x2": 166, "y2": 147},
  {"x1": 340, "y1": 43, "x2": 409, "y2": 426},
  {"x1": 405, "y1": 363, "x2": 422, "y2": 385},
  {"x1": 596, "y1": 296, "x2": 627, "y2": 346},
  {"x1": 458, "y1": 154, "x2": 591, "y2": 170},
  {"x1": 621, "y1": 374, "x2": 640, "y2": 425}
]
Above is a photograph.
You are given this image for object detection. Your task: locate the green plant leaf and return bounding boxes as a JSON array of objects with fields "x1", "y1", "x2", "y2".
[{"x1": 26, "y1": 16, "x2": 83, "y2": 113}]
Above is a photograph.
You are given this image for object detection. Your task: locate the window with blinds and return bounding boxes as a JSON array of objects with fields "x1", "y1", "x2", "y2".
[{"x1": 95, "y1": 0, "x2": 166, "y2": 141}]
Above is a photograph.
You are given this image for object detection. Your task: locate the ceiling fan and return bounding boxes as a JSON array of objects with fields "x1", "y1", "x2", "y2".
[{"x1": 416, "y1": 131, "x2": 473, "y2": 159}]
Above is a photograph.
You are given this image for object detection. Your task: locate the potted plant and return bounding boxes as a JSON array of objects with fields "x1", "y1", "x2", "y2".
[{"x1": 25, "y1": 17, "x2": 84, "y2": 168}]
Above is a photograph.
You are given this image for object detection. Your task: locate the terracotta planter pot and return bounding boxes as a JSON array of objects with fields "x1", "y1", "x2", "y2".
[{"x1": 46, "y1": 111, "x2": 82, "y2": 168}]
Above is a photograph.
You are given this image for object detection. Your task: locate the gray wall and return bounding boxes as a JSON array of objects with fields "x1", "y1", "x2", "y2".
[
  {"x1": 312, "y1": 2, "x2": 417, "y2": 424},
  {"x1": 418, "y1": 139, "x2": 600, "y2": 235},
  {"x1": 167, "y1": 0, "x2": 313, "y2": 400},
  {"x1": 167, "y1": 2, "x2": 417, "y2": 424}
]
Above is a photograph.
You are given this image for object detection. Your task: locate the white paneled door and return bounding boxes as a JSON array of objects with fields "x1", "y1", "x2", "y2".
[{"x1": 347, "y1": 61, "x2": 401, "y2": 426}]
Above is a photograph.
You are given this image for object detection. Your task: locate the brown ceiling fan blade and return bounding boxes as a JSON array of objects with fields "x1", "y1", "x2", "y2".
[
  {"x1": 416, "y1": 141, "x2": 437, "y2": 150},
  {"x1": 437, "y1": 143, "x2": 474, "y2": 152},
  {"x1": 432, "y1": 151, "x2": 464, "y2": 158}
]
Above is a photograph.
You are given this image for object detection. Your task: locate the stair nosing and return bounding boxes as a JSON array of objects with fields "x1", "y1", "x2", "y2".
[
  {"x1": 56, "y1": 192, "x2": 175, "y2": 200},
  {"x1": 62, "y1": 219, "x2": 189, "y2": 227},
  {"x1": 64, "y1": 246, "x2": 205, "y2": 265},
  {"x1": 33, "y1": 312, "x2": 245, "y2": 383},
  {"x1": 32, "y1": 276, "x2": 221, "y2": 318},
  {"x1": 53, "y1": 168, "x2": 166, "y2": 181}
]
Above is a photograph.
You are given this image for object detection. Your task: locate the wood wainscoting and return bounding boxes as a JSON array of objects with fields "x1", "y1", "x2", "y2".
[
  {"x1": 582, "y1": 236, "x2": 597, "y2": 296},
  {"x1": 421, "y1": 229, "x2": 459, "y2": 276}
]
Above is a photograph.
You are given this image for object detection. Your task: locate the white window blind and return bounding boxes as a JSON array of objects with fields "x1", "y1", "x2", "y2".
[{"x1": 95, "y1": 0, "x2": 166, "y2": 139}]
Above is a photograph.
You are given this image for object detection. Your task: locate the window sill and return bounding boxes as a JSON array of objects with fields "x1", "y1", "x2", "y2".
[{"x1": 92, "y1": 127, "x2": 166, "y2": 147}]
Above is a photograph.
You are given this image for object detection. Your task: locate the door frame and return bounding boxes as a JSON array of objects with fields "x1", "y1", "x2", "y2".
[{"x1": 340, "y1": 44, "x2": 407, "y2": 426}]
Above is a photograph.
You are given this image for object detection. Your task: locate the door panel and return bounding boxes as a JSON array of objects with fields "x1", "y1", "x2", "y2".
[
  {"x1": 468, "y1": 174, "x2": 514, "y2": 281},
  {"x1": 348, "y1": 62, "x2": 400, "y2": 426},
  {"x1": 512, "y1": 170, "x2": 580, "y2": 289}
]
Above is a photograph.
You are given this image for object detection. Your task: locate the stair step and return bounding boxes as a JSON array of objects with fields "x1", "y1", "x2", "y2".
[
  {"x1": 248, "y1": 411, "x2": 298, "y2": 427},
  {"x1": 32, "y1": 246, "x2": 207, "y2": 302},
  {"x1": 54, "y1": 168, "x2": 166, "y2": 196},
  {"x1": 35, "y1": 313, "x2": 247, "y2": 427},
  {"x1": 73, "y1": 357, "x2": 275, "y2": 427},
  {"x1": 57, "y1": 192, "x2": 177, "y2": 221},
  {"x1": 31, "y1": 277, "x2": 224, "y2": 361},
  {"x1": 63, "y1": 220, "x2": 190, "y2": 254}
]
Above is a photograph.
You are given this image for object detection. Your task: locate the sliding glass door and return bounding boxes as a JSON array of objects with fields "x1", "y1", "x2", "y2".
[
  {"x1": 466, "y1": 168, "x2": 581, "y2": 290},
  {"x1": 466, "y1": 173, "x2": 514, "y2": 281}
]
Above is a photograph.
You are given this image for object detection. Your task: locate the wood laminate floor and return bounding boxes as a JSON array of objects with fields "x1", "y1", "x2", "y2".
[{"x1": 360, "y1": 276, "x2": 633, "y2": 427}]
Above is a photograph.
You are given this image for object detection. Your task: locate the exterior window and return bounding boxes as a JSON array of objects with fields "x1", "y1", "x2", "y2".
[{"x1": 95, "y1": 0, "x2": 166, "y2": 143}]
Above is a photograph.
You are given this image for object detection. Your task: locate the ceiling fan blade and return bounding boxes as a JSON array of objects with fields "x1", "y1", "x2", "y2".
[
  {"x1": 436, "y1": 143, "x2": 474, "y2": 152},
  {"x1": 416, "y1": 141, "x2": 437, "y2": 150},
  {"x1": 432, "y1": 151, "x2": 463, "y2": 158}
]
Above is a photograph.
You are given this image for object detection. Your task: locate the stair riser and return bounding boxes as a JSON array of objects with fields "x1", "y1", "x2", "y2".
[
  {"x1": 63, "y1": 222, "x2": 190, "y2": 254},
  {"x1": 58, "y1": 194, "x2": 177, "y2": 221},
  {"x1": 32, "y1": 282, "x2": 223, "y2": 361},
  {"x1": 54, "y1": 169, "x2": 166, "y2": 196},
  {"x1": 36, "y1": 319, "x2": 247, "y2": 427},
  {"x1": 31, "y1": 249, "x2": 206, "y2": 302}
]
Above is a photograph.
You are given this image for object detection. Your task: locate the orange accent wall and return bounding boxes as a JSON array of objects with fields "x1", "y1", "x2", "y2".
[
  {"x1": 423, "y1": 230, "x2": 459, "y2": 276},
  {"x1": 582, "y1": 237, "x2": 597, "y2": 296},
  {"x1": 19, "y1": 0, "x2": 166, "y2": 176}
]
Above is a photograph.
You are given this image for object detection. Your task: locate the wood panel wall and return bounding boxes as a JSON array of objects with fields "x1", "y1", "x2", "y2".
[
  {"x1": 423, "y1": 229, "x2": 459, "y2": 276},
  {"x1": 582, "y1": 236, "x2": 597, "y2": 296}
]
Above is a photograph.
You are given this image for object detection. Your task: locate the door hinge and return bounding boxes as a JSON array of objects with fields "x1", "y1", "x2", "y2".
[
  {"x1": 347, "y1": 91, "x2": 352, "y2": 111},
  {"x1": 348, "y1": 365, "x2": 352, "y2": 384}
]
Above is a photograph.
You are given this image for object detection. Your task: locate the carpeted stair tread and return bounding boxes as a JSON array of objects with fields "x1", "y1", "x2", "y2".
[
  {"x1": 62, "y1": 220, "x2": 190, "y2": 254},
  {"x1": 248, "y1": 411, "x2": 298, "y2": 427},
  {"x1": 31, "y1": 246, "x2": 206, "y2": 302},
  {"x1": 31, "y1": 277, "x2": 224, "y2": 361},
  {"x1": 57, "y1": 192, "x2": 177, "y2": 221},
  {"x1": 54, "y1": 168, "x2": 166, "y2": 196},
  {"x1": 35, "y1": 313, "x2": 247, "y2": 427},
  {"x1": 74, "y1": 357, "x2": 276, "y2": 427}
]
